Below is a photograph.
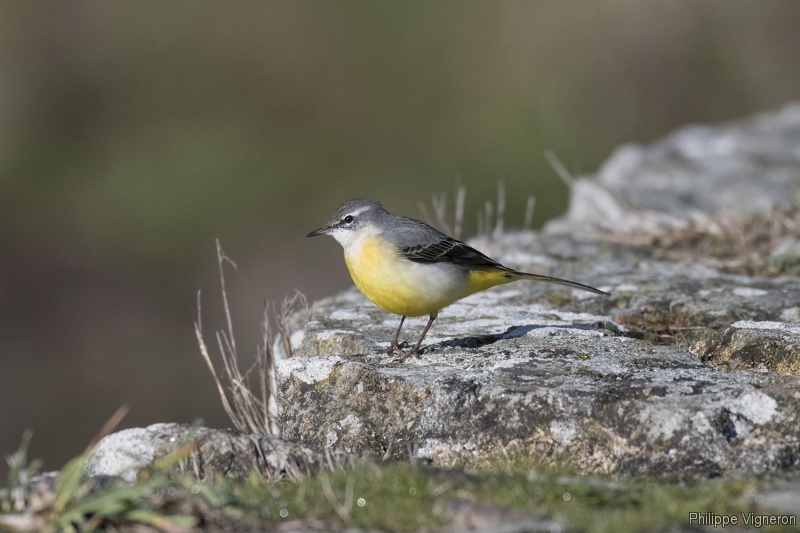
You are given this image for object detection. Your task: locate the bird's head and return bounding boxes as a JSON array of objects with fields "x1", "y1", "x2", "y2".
[{"x1": 307, "y1": 198, "x2": 386, "y2": 249}]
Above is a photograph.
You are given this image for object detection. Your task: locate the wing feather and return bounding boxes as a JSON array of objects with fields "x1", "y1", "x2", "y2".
[{"x1": 399, "y1": 236, "x2": 504, "y2": 269}]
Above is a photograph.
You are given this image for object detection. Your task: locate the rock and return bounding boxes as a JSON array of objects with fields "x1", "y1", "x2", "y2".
[
  {"x1": 756, "y1": 481, "x2": 800, "y2": 514},
  {"x1": 279, "y1": 287, "x2": 800, "y2": 476},
  {"x1": 696, "y1": 321, "x2": 800, "y2": 375},
  {"x1": 278, "y1": 104, "x2": 800, "y2": 477},
  {"x1": 546, "y1": 102, "x2": 800, "y2": 237},
  {"x1": 86, "y1": 423, "x2": 357, "y2": 482},
  {"x1": 86, "y1": 424, "x2": 172, "y2": 482},
  {"x1": 440, "y1": 498, "x2": 565, "y2": 533}
]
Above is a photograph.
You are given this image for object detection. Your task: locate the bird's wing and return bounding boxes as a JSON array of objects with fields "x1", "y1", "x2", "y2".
[
  {"x1": 400, "y1": 238, "x2": 504, "y2": 267},
  {"x1": 384, "y1": 216, "x2": 506, "y2": 270}
]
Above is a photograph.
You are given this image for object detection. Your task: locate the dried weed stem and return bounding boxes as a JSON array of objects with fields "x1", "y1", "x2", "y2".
[{"x1": 196, "y1": 240, "x2": 308, "y2": 435}]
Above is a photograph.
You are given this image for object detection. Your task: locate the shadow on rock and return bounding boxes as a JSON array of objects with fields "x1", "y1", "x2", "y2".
[{"x1": 439, "y1": 323, "x2": 597, "y2": 349}]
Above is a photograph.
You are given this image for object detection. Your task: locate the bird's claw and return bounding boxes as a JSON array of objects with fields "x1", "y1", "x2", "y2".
[
  {"x1": 391, "y1": 346, "x2": 423, "y2": 362},
  {"x1": 385, "y1": 341, "x2": 409, "y2": 356}
]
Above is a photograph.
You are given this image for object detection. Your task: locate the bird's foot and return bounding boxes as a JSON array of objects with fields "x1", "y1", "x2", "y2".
[
  {"x1": 385, "y1": 340, "x2": 409, "y2": 356},
  {"x1": 392, "y1": 346, "x2": 423, "y2": 363}
]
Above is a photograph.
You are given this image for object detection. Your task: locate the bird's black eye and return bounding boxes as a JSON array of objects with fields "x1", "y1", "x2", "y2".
[{"x1": 343, "y1": 215, "x2": 354, "y2": 224}]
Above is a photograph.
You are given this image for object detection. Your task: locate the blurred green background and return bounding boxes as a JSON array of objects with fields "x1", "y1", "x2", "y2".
[{"x1": 2, "y1": 1, "x2": 800, "y2": 475}]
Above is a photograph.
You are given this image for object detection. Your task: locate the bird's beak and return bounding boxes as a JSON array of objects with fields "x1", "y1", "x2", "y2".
[{"x1": 307, "y1": 225, "x2": 332, "y2": 237}]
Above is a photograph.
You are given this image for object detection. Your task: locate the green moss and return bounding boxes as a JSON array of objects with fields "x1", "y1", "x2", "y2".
[
  {"x1": 229, "y1": 463, "x2": 794, "y2": 533},
  {"x1": 769, "y1": 253, "x2": 800, "y2": 275},
  {"x1": 3, "y1": 441, "x2": 797, "y2": 533},
  {"x1": 233, "y1": 465, "x2": 446, "y2": 530}
]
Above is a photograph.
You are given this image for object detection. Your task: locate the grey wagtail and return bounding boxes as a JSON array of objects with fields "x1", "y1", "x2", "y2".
[{"x1": 308, "y1": 199, "x2": 609, "y2": 359}]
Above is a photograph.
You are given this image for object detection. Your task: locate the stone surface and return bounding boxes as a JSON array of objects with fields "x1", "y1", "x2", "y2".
[
  {"x1": 278, "y1": 104, "x2": 800, "y2": 477},
  {"x1": 545, "y1": 102, "x2": 800, "y2": 237},
  {"x1": 86, "y1": 423, "x2": 356, "y2": 482},
  {"x1": 695, "y1": 321, "x2": 800, "y2": 375},
  {"x1": 757, "y1": 481, "x2": 800, "y2": 514},
  {"x1": 279, "y1": 287, "x2": 800, "y2": 476}
]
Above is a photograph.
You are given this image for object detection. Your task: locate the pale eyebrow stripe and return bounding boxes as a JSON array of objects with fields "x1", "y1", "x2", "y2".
[{"x1": 350, "y1": 206, "x2": 372, "y2": 217}]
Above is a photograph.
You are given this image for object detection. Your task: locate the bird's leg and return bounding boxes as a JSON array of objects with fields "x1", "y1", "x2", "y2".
[
  {"x1": 385, "y1": 315, "x2": 406, "y2": 355},
  {"x1": 407, "y1": 312, "x2": 438, "y2": 359}
]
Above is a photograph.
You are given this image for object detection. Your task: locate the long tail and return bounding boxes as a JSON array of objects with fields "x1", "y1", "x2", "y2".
[{"x1": 511, "y1": 270, "x2": 609, "y2": 296}]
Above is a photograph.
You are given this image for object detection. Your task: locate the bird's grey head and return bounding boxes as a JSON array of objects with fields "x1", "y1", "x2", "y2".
[{"x1": 307, "y1": 198, "x2": 387, "y2": 248}]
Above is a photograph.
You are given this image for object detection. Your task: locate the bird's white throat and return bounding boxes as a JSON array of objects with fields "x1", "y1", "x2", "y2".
[{"x1": 330, "y1": 227, "x2": 380, "y2": 255}]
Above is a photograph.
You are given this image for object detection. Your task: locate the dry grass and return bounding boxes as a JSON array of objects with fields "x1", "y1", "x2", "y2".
[
  {"x1": 544, "y1": 148, "x2": 576, "y2": 190},
  {"x1": 523, "y1": 195, "x2": 536, "y2": 231},
  {"x1": 476, "y1": 180, "x2": 506, "y2": 241},
  {"x1": 418, "y1": 184, "x2": 467, "y2": 239},
  {"x1": 614, "y1": 309, "x2": 713, "y2": 346},
  {"x1": 419, "y1": 179, "x2": 540, "y2": 244},
  {"x1": 195, "y1": 240, "x2": 309, "y2": 436},
  {"x1": 277, "y1": 291, "x2": 310, "y2": 360},
  {"x1": 647, "y1": 207, "x2": 800, "y2": 272}
]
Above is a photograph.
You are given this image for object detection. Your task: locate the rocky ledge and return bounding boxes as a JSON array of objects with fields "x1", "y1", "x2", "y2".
[
  {"x1": 85, "y1": 423, "x2": 357, "y2": 482},
  {"x1": 278, "y1": 103, "x2": 800, "y2": 477}
]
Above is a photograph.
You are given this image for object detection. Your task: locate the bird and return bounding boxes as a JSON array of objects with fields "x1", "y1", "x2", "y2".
[{"x1": 307, "y1": 199, "x2": 609, "y2": 360}]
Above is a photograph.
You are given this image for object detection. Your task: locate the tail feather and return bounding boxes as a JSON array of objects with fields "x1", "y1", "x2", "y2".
[{"x1": 512, "y1": 270, "x2": 609, "y2": 296}]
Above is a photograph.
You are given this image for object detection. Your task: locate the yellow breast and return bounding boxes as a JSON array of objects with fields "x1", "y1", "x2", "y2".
[
  {"x1": 343, "y1": 235, "x2": 517, "y2": 317},
  {"x1": 343, "y1": 235, "x2": 464, "y2": 317}
]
